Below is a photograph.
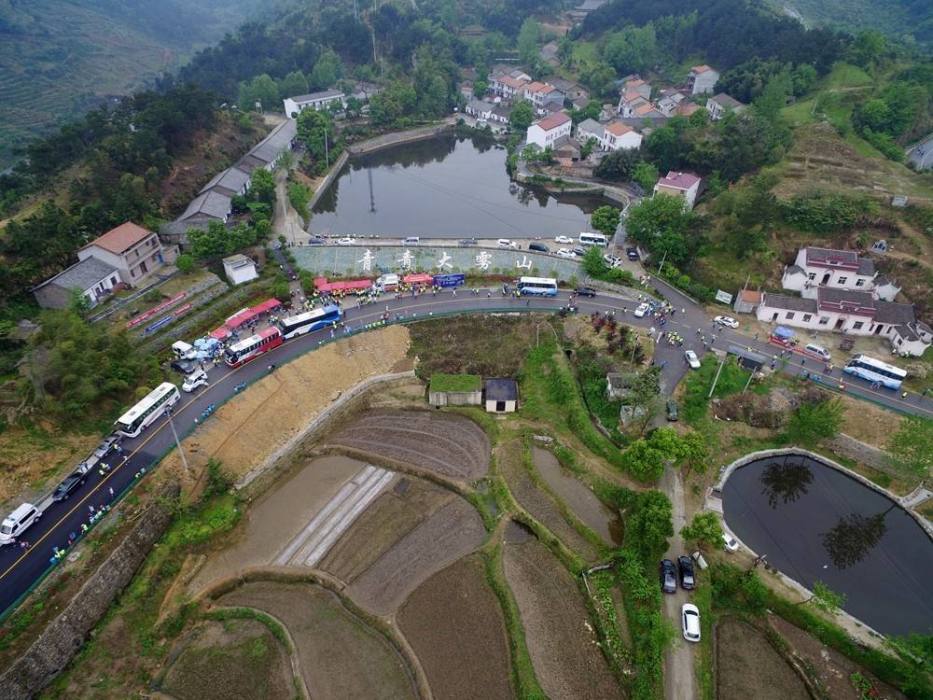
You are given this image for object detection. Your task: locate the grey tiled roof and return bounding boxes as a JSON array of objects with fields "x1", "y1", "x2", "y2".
[
  {"x1": 875, "y1": 301, "x2": 916, "y2": 325},
  {"x1": 711, "y1": 93, "x2": 745, "y2": 109},
  {"x1": 178, "y1": 190, "x2": 231, "y2": 222},
  {"x1": 485, "y1": 378, "x2": 518, "y2": 401},
  {"x1": 761, "y1": 293, "x2": 818, "y2": 313},
  {"x1": 290, "y1": 90, "x2": 344, "y2": 104},
  {"x1": 249, "y1": 119, "x2": 297, "y2": 165},
  {"x1": 37, "y1": 257, "x2": 117, "y2": 292},
  {"x1": 199, "y1": 166, "x2": 251, "y2": 196},
  {"x1": 856, "y1": 257, "x2": 876, "y2": 275}
]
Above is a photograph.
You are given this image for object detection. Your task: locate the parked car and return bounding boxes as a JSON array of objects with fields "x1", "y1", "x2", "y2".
[
  {"x1": 556, "y1": 248, "x2": 575, "y2": 259},
  {"x1": 497, "y1": 238, "x2": 518, "y2": 249},
  {"x1": 684, "y1": 350, "x2": 701, "y2": 369},
  {"x1": 603, "y1": 254, "x2": 622, "y2": 268},
  {"x1": 307, "y1": 237, "x2": 325, "y2": 245},
  {"x1": 182, "y1": 368, "x2": 209, "y2": 393},
  {"x1": 529, "y1": 242, "x2": 550, "y2": 253},
  {"x1": 666, "y1": 400, "x2": 679, "y2": 421},
  {"x1": 571, "y1": 246, "x2": 586, "y2": 257},
  {"x1": 722, "y1": 533, "x2": 740, "y2": 553},
  {"x1": 659, "y1": 559, "x2": 677, "y2": 594},
  {"x1": 0, "y1": 503, "x2": 40, "y2": 545},
  {"x1": 575, "y1": 286, "x2": 597, "y2": 297},
  {"x1": 714, "y1": 315, "x2": 739, "y2": 329},
  {"x1": 626, "y1": 247, "x2": 640, "y2": 261},
  {"x1": 92, "y1": 435, "x2": 121, "y2": 461},
  {"x1": 678, "y1": 555, "x2": 696, "y2": 590},
  {"x1": 170, "y1": 359, "x2": 200, "y2": 375},
  {"x1": 53, "y1": 472, "x2": 87, "y2": 502},
  {"x1": 633, "y1": 302, "x2": 650, "y2": 318},
  {"x1": 555, "y1": 235, "x2": 574, "y2": 245},
  {"x1": 682, "y1": 603, "x2": 701, "y2": 642},
  {"x1": 337, "y1": 236, "x2": 354, "y2": 245}
]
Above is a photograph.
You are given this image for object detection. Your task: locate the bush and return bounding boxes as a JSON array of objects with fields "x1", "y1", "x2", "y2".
[
  {"x1": 175, "y1": 253, "x2": 196, "y2": 274},
  {"x1": 782, "y1": 397, "x2": 842, "y2": 446}
]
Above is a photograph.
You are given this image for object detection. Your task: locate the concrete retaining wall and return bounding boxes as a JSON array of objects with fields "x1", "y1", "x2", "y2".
[
  {"x1": 306, "y1": 151, "x2": 349, "y2": 211},
  {"x1": 0, "y1": 483, "x2": 180, "y2": 700},
  {"x1": 825, "y1": 433, "x2": 894, "y2": 475},
  {"x1": 346, "y1": 122, "x2": 455, "y2": 156},
  {"x1": 428, "y1": 390, "x2": 482, "y2": 407}
]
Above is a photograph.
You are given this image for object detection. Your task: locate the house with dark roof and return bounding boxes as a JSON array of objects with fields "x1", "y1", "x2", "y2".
[
  {"x1": 33, "y1": 257, "x2": 121, "y2": 310},
  {"x1": 198, "y1": 166, "x2": 251, "y2": 198},
  {"x1": 484, "y1": 378, "x2": 519, "y2": 413},
  {"x1": 77, "y1": 222, "x2": 164, "y2": 286},
  {"x1": 707, "y1": 93, "x2": 746, "y2": 120},
  {"x1": 782, "y1": 247, "x2": 900, "y2": 301},
  {"x1": 283, "y1": 90, "x2": 345, "y2": 117}
]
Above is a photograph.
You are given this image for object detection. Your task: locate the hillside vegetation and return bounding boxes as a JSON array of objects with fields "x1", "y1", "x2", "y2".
[
  {"x1": 0, "y1": 0, "x2": 264, "y2": 168},
  {"x1": 774, "y1": 0, "x2": 932, "y2": 50}
]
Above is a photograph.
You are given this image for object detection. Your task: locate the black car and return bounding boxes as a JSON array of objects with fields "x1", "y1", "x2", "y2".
[
  {"x1": 53, "y1": 472, "x2": 86, "y2": 502},
  {"x1": 529, "y1": 242, "x2": 550, "y2": 253},
  {"x1": 678, "y1": 555, "x2": 696, "y2": 590},
  {"x1": 571, "y1": 246, "x2": 586, "y2": 257},
  {"x1": 626, "y1": 247, "x2": 640, "y2": 261},
  {"x1": 666, "y1": 400, "x2": 679, "y2": 422},
  {"x1": 170, "y1": 358, "x2": 200, "y2": 375},
  {"x1": 660, "y1": 559, "x2": 677, "y2": 593},
  {"x1": 575, "y1": 286, "x2": 597, "y2": 297}
]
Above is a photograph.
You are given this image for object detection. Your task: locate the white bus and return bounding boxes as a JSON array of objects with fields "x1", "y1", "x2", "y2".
[
  {"x1": 517, "y1": 276, "x2": 558, "y2": 297},
  {"x1": 278, "y1": 305, "x2": 342, "y2": 339},
  {"x1": 843, "y1": 354, "x2": 907, "y2": 390},
  {"x1": 578, "y1": 231, "x2": 608, "y2": 247},
  {"x1": 115, "y1": 382, "x2": 180, "y2": 438}
]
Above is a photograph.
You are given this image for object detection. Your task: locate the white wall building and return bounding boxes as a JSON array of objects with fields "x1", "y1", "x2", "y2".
[
  {"x1": 223, "y1": 254, "x2": 259, "y2": 285},
  {"x1": 33, "y1": 257, "x2": 121, "y2": 310},
  {"x1": 77, "y1": 222, "x2": 164, "y2": 287},
  {"x1": 653, "y1": 171, "x2": 701, "y2": 209},
  {"x1": 526, "y1": 112, "x2": 572, "y2": 149},
  {"x1": 602, "y1": 121, "x2": 642, "y2": 151},
  {"x1": 707, "y1": 93, "x2": 746, "y2": 120},
  {"x1": 687, "y1": 65, "x2": 719, "y2": 95},
  {"x1": 283, "y1": 90, "x2": 345, "y2": 117},
  {"x1": 781, "y1": 247, "x2": 900, "y2": 301}
]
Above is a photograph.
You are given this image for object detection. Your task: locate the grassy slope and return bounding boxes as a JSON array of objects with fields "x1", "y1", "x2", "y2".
[{"x1": 771, "y1": 0, "x2": 931, "y2": 49}]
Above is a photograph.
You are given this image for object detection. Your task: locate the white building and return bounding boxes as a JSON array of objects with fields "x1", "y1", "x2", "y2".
[
  {"x1": 526, "y1": 112, "x2": 572, "y2": 150},
  {"x1": 602, "y1": 121, "x2": 642, "y2": 151},
  {"x1": 687, "y1": 65, "x2": 719, "y2": 95},
  {"x1": 781, "y1": 247, "x2": 900, "y2": 302},
  {"x1": 77, "y1": 222, "x2": 165, "y2": 287},
  {"x1": 707, "y1": 93, "x2": 746, "y2": 120},
  {"x1": 523, "y1": 82, "x2": 565, "y2": 112},
  {"x1": 653, "y1": 171, "x2": 702, "y2": 209},
  {"x1": 490, "y1": 74, "x2": 528, "y2": 100},
  {"x1": 283, "y1": 90, "x2": 345, "y2": 117},
  {"x1": 32, "y1": 257, "x2": 121, "y2": 310},
  {"x1": 465, "y1": 98, "x2": 494, "y2": 121},
  {"x1": 223, "y1": 254, "x2": 259, "y2": 285},
  {"x1": 756, "y1": 289, "x2": 931, "y2": 356},
  {"x1": 576, "y1": 118, "x2": 604, "y2": 146},
  {"x1": 485, "y1": 378, "x2": 518, "y2": 413}
]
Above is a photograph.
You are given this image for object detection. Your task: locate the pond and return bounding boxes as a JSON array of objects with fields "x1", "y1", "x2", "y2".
[
  {"x1": 722, "y1": 453, "x2": 933, "y2": 636},
  {"x1": 310, "y1": 134, "x2": 608, "y2": 239}
]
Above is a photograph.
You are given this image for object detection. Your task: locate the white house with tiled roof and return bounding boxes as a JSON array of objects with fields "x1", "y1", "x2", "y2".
[
  {"x1": 687, "y1": 65, "x2": 719, "y2": 95},
  {"x1": 526, "y1": 112, "x2": 571, "y2": 149},
  {"x1": 602, "y1": 121, "x2": 642, "y2": 151},
  {"x1": 77, "y1": 222, "x2": 164, "y2": 286},
  {"x1": 653, "y1": 171, "x2": 702, "y2": 209},
  {"x1": 781, "y1": 247, "x2": 900, "y2": 301}
]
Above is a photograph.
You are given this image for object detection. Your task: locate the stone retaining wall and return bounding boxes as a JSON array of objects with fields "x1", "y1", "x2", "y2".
[
  {"x1": 825, "y1": 433, "x2": 894, "y2": 475},
  {"x1": 0, "y1": 483, "x2": 180, "y2": 700}
]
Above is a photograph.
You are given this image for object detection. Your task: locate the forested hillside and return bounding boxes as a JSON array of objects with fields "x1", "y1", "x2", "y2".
[
  {"x1": 0, "y1": 0, "x2": 268, "y2": 168},
  {"x1": 773, "y1": 0, "x2": 932, "y2": 50}
]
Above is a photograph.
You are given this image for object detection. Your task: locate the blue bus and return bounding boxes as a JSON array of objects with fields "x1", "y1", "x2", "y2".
[
  {"x1": 843, "y1": 354, "x2": 906, "y2": 390},
  {"x1": 278, "y1": 305, "x2": 342, "y2": 339},
  {"x1": 517, "y1": 276, "x2": 558, "y2": 297},
  {"x1": 433, "y1": 273, "x2": 465, "y2": 288}
]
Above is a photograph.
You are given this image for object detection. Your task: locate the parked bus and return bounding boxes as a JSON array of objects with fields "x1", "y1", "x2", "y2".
[
  {"x1": 225, "y1": 327, "x2": 283, "y2": 368},
  {"x1": 578, "y1": 231, "x2": 608, "y2": 247},
  {"x1": 115, "y1": 382, "x2": 180, "y2": 438},
  {"x1": 843, "y1": 354, "x2": 907, "y2": 390},
  {"x1": 278, "y1": 305, "x2": 342, "y2": 339},
  {"x1": 517, "y1": 276, "x2": 558, "y2": 297}
]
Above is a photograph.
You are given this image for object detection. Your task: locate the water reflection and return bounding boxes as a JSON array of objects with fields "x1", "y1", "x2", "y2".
[
  {"x1": 759, "y1": 458, "x2": 813, "y2": 508},
  {"x1": 822, "y1": 507, "x2": 893, "y2": 569}
]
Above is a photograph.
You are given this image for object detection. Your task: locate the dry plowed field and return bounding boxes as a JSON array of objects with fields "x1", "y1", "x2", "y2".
[
  {"x1": 499, "y1": 439, "x2": 598, "y2": 561},
  {"x1": 347, "y1": 497, "x2": 487, "y2": 615},
  {"x1": 504, "y1": 538, "x2": 622, "y2": 700},
  {"x1": 398, "y1": 554, "x2": 513, "y2": 700},
  {"x1": 716, "y1": 617, "x2": 808, "y2": 700},
  {"x1": 161, "y1": 618, "x2": 293, "y2": 700},
  {"x1": 219, "y1": 581, "x2": 417, "y2": 700},
  {"x1": 328, "y1": 410, "x2": 490, "y2": 480},
  {"x1": 320, "y1": 476, "x2": 452, "y2": 583}
]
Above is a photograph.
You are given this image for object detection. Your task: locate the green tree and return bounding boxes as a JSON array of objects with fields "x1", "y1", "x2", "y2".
[
  {"x1": 754, "y1": 69, "x2": 793, "y2": 122},
  {"x1": 603, "y1": 24, "x2": 659, "y2": 75},
  {"x1": 278, "y1": 70, "x2": 309, "y2": 100},
  {"x1": 783, "y1": 398, "x2": 842, "y2": 446},
  {"x1": 680, "y1": 512, "x2": 723, "y2": 548},
  {"x1": 296, "y1": 107, "x2": 335, "y2": 162},
  {"x1": 175, "y1": 253, "x2": 195, "y2": 274},
  {"x1": 632, "y1": 161, "x2": 659, "y2": 192},
  {"x1": 677, "y1": 431, "x2": 710, "y2": 474},
  {"x1": 310, "y1": 49, "x2": 343, "y2": 90},
  {"x1": 509, "y1": 100, "x2": 534, "y2": 132},
  {"x1": 581, "y1": 246, "x2": 606, "y2": 277},
  {"x1": 624, "y1": 490, "x2": 673, "y2": 563},
  {"x1": 369, "y1": 81, "x2": 417, "y2": 126},
  {"x1": 591, "y1": 205, "x2": 621, "y2": 236},
  {"x1": 580, "y1": 61, "x2": 617, "y2": 98},
  {"x1": 625, "y1": 194, "x2": 697, "y2": 265},
  {"x1": 238, "y1": 74, "x2": 279, "y2": 112},
  {"x1": 67, "y1": 288, "x2": 91, "y2": 317},
  {"x1": 517, "y1": 18, "x2": 541, "y2": 65},
  {"x1": 809, "y1": 580, "x2": 846, "y2": 614},
  {"x1": 594, "y1": 149, "x2": 640, "y2": 181},
  {"x1": 249, "y1": 168, "x2": 276, "y2": 206},
  {"x1": 620, "y1": 438, "x2": 667, "y2": 482},
  {"x1": 887, "y1": 416, "x2": 933, "y2": 479}
]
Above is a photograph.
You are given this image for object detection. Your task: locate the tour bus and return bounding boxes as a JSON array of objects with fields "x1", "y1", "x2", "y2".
[
  {"x1": 516, "y1": 276, "x2": 559, "y2": 297},
  {"x1": 115, "y1": 382, "x2": 181, "y2": 438},
  {"x1": 578, "y1": 231, "x2": 609, "y2": 247},
  {"x1": 843, "y1": 354, "x2": 907, "y2": 390},
  {"x1": 225, "y1": 327, "x2": 283, "y2": 368},
  {"x1": 278, "y1": 305, "x2": 342, "y2": 339}
]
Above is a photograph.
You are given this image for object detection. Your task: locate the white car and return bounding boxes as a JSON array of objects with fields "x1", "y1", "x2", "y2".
[
  {"x1": 603, "y1": 254, "x2": 623, "y2": 268},
  {"x1": 182, "y1": 368, "x2": 209, "y2": 393},
  {"x1": 556, "y1": 248, "x2": 575, "y2": 259},
  {"x1": 722, "y1": 533, "x2": 740, "y2": 553},
  {"x1": 633, "y1": 302, "x2": 650, "y2": 318},
  {"x1": 714, "y1": 315, "x2": 739, "y2": 329},
  {"x1": 337, "y1": 236, "x2": 354, "y2": 246},
  {"x1": 555, "y1": 235, "x2": 574, "y2": 245},
  {"x1": 685, "y1": 350, "x2": 701, "y2": 369},
  {"x1": 497, "y1": 238, "x2": 518, "y2": 249},
  {"x1": 682, "y1": 603, "x2": 701, "y2": 643}
]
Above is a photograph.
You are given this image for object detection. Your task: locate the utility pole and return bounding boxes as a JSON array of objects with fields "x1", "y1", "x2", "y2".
[
  {"x1": 656, "y1": 249, "x2": 668, "y2": 275},
  {"x1": 741, "y1": 365, "x2": 754, "y2": 393},
  {"x1": 708, "y1": 354, "x2": 726, "y2": 399},
  {"x1": 166, "y1": 409, "x2": 189, "y2": 474},
  {"x1": 324, "y1": 127, "x2": 330, "y2": 169}
]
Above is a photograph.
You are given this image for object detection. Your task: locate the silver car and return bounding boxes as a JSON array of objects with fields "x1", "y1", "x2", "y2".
[{"x1": 682, "y1": 603, "x2": 701, "y2": 642}]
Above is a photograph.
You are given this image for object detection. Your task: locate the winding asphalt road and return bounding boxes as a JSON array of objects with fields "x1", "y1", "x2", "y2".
[{"x1": 1, "y1": 278, "x2": 931, "y2": 622}]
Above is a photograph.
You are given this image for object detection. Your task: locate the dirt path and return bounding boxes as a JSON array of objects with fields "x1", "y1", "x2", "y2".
[
  {"x1": 274, "y1": 169, "x2": 310, "y2": 246},
  {"x1": 661, "y1": 466, "x2": 697, "y2": 700}
]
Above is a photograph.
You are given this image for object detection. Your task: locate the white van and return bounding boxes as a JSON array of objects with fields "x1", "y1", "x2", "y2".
[
  {"x1": 0, "y1": 503, "x2": 40, "y2": 545},
  {"x1": 171, "y1": 340, "x2": 195, "y2": 360},
  {"x1": 375, "y1": 274, "x2": 400, "y2": 292},
  {"x1": 403, "y1": 236, "x2": 421, "y2": 245},
  {"x1": 805, "y1": 343, "x2": 831, "y2": 361}
]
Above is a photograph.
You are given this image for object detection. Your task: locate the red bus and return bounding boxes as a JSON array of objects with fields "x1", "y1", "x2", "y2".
[{"x1": 224, "y1": 327, "x2": 283, "y2": 367}]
